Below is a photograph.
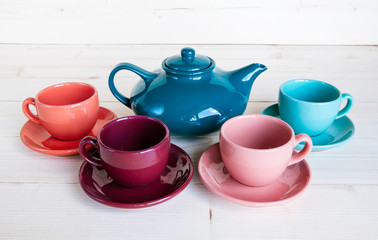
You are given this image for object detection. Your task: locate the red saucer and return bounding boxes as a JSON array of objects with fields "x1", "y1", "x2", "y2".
[
  {"x1": 20, "y1": 107, "x2": 117, "y2": 156},
  {"x1": 78, "y1": 144, "x2": 193, "y2": 208}
]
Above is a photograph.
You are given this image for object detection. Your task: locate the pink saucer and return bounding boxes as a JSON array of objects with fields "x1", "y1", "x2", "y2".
[
  {"x1": 20, "y1": 107, "x2": 117, "y2": 156},
  {"x1": 198, "y1": 143, "x2": 311, "y2": 207},
  {"x1": 79, "y1": 144, "x2": 193, "y2": 208}
]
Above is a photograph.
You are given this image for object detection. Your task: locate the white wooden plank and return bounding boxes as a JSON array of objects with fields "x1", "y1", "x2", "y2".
[
  {"x1": 0, "y1": 0, "x2": 377, "y2": 45},
  {"x1": 210, "y1": 185, "x2": 378, "y2": 239},
  {"x1": 0, "y1": 183, "x2": 377, "y2": 239},
  {"x1": 0, "y1": 183, "x2": 211, "y2": 239},
  {"x1": 1, "y1": 44, "x2": 377, "y2": 102}
]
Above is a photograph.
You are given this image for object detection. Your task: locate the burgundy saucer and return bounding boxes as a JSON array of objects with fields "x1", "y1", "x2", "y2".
[
  {"x1": 78, "y1": 144, "x2": 193, "y2": 208},
  {"x1": 20, "y1": 107, "x2": 117, "y2": 156},
  {"x1": 198, "y1": 143, "x2": 311, "y2": 207}
]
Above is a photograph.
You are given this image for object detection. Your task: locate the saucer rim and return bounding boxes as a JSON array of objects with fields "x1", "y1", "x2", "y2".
[
  {"x1": 261, "y1": 103, "x2": 355, "y2": 151},
  {"x1": 20, "y1": 106, "x2": 117, "y2": 156},
  {"x1": 78, "y1": 143, "x2": 194, "y2": 209},
  {"x1": 198, "y1": 143, "x2": 311, "y2": 207}
]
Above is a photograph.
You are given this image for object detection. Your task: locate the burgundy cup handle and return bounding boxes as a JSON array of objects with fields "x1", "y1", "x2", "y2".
[
  {"x1": 22, "y1": 97, "x2": 41, "y2": 124},
  {"x1": 79, "y1": 136, "x2": 103, "y2": 168},
  {"x1": 289, "y1": 134, "x2": 313, "y2": 166}
]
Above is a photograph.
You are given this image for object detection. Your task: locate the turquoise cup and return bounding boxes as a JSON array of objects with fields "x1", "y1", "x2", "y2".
[{"x1": 278, "y1": 79, "x2": 353, "y2": 136}]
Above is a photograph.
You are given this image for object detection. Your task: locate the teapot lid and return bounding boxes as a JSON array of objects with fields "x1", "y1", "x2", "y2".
[{"x1": 164, "y1": 47, "x2": 213, "y2": 74}]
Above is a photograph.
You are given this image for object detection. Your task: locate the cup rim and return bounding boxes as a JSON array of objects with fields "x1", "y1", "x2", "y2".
[
  {"x1": 220, "y1": 114, "x2": 294, "y2": 152},
  {"x1": 35, "y1": 82, "x2": 98, "y2": 107},
  {"x1": 280, "y1": 79, "x2": 341, "y2": 105},
  {"x1": 97, "y1": 116, "x2": 170, "y2": 153}
]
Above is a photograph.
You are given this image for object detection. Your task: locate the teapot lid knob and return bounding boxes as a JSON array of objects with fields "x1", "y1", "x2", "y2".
[
  {"x1": 163, "y1": 47, "x2": 213, "y2": 73},
  {"x1": 181, "y1": 48, "x2": 195, "y2": 64}
]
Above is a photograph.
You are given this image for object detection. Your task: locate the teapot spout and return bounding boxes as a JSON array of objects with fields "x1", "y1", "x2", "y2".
[{"x1": 229, "y1": 63, "x2": 267, "y2": 97}]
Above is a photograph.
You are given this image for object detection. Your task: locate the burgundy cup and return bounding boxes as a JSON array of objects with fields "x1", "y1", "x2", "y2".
[{"x1": 79, "y1": 116, "x2": 170, "y2": 188}]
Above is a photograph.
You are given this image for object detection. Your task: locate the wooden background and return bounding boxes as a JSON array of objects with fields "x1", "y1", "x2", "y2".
[
  {"x1": 1, "y1": 0, "x2": 378, "y2": 45},
  {"x1": 1, "y1": 0, "x2": 377, "y2": 239}
]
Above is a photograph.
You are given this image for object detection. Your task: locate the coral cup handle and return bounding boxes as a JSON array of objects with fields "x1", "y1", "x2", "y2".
[
  {"x1": 79, "y1": 136, "x2": 103, "y2": 168},
  {"x1": 22, "y1": 97, "x2": 41, "y2": 124},
  {"x1": 289, "y1": 134, "x2": 313, "y2": 166}
]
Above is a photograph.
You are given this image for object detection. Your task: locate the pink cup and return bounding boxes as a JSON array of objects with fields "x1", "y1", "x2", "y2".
[{"x1": 220, "y1": 114, "x2": 313, "y2": 187}]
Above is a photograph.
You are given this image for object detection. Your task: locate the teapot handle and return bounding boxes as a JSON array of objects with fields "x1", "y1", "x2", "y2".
[{"x1": 108, "y1": 63, "x2": 157, "y2": 108}]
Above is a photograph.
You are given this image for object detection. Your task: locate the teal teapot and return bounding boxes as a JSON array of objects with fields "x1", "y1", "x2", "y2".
[{"x1": 109, "y1": 47, "x2": 267, "y2": 136}]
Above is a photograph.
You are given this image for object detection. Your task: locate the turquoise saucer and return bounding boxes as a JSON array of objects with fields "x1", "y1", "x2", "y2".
[{"x1": 261, "y1": 104, "x2": 355, "y2": 151}]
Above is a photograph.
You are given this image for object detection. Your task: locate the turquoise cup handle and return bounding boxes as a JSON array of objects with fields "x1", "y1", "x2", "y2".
[
  {"x1": 108, "y1": 63, "x2": 157, "y2": 108},
  {"x1": 336, "y1": 93, "x2": 354, "y2": 119}
]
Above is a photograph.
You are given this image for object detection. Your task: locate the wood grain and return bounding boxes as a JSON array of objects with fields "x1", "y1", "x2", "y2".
[
  {"x1": 0, "y1": 183, "x2": 377, "y2": 239},
  {"x1": 1, "y1": 0, "x2": 377, "y2": 45}
]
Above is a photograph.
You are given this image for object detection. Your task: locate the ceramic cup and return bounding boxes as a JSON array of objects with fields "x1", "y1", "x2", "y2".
[
  {"x1": 79, "y1": 116, "x2": 170, "y2": 188},
  {"x1": 22, "y1": 82, "x2": 99, "y2": 141},
  {"x1": 219, "y1": 114, "x2": 312, "y2": 187},
  {"x1": 279, "y1": 79, "x2": 354, "y2": 136}
]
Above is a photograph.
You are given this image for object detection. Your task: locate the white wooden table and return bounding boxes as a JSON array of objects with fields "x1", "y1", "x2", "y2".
[{"x1": 1, "y1": 44, "x2": 377, "y2": 239}]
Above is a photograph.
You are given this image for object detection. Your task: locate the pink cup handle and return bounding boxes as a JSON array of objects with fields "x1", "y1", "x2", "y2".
[
  {"x1": 79, "y1": 136, "x2": 103, "y2": 168},
  {"x1": 289, "y1": 134, "x2": 313, "y2": 166},
  {"x1": 22, "y1": 97, "x2": 41, "y2": 124}
]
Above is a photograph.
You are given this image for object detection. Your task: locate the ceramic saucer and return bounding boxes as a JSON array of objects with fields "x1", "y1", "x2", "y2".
[
  {"x1": 20, "y1": 107, "x2": 117, "y2": 156},
  {"x1": 79, "y1": 144, "x2": 193, "y2": 208},
  {"x1": 261, "y1": 103, "x2": 355, "y2": 151},
  {"x1": 198, "y1": 143, "x2": 311, "y2": 207}
]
